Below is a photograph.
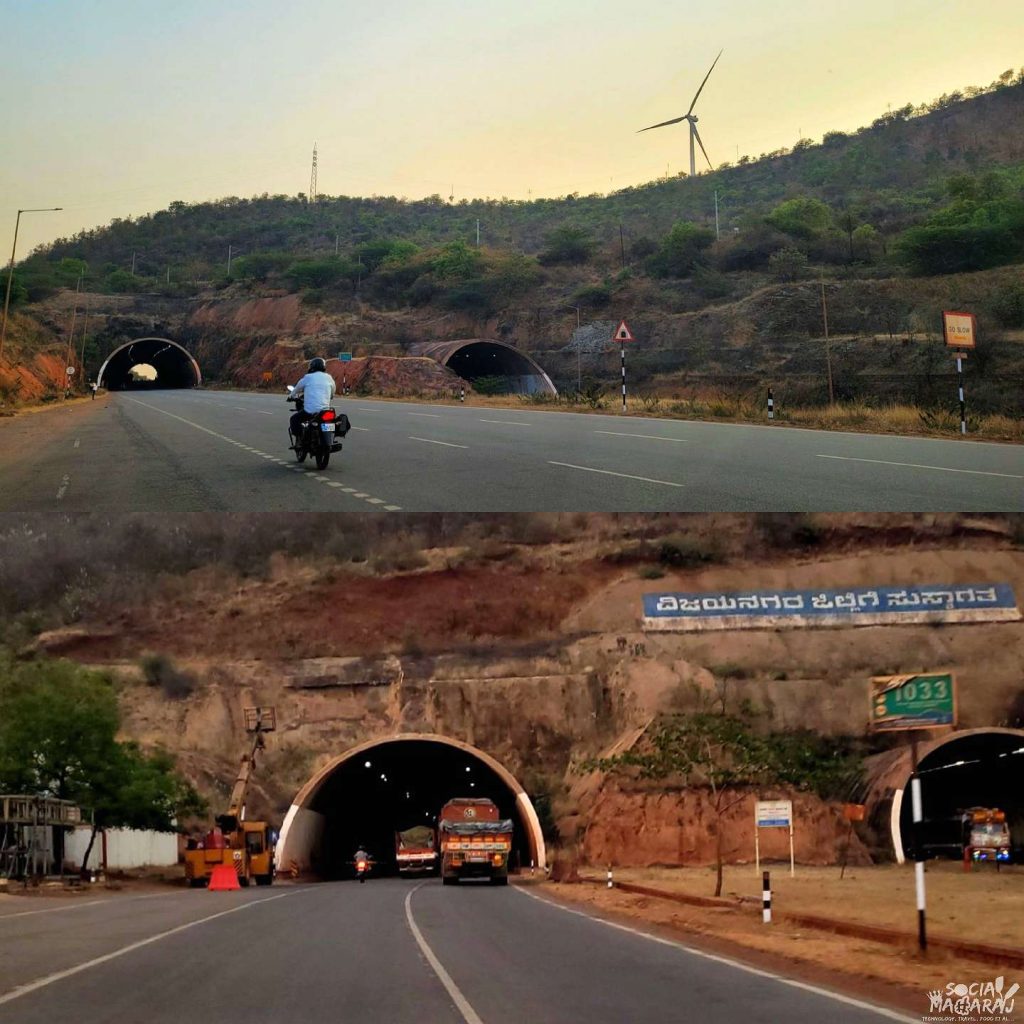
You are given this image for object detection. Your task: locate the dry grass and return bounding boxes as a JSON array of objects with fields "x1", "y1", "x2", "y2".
[{"x1": 603, "y1": 862, "x2": 1023, "y2": 949}]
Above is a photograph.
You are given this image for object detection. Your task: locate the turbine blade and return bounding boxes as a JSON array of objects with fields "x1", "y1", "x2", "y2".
[
  {"x1": 637, "y1": 115, "x2": 687, "y2": 132},
  {"x1": 693, "y1": 124, "x2": 713, "y2": 170},
  {"x1": 686, "y1": 49, "x2": 723, "y2": 116}
]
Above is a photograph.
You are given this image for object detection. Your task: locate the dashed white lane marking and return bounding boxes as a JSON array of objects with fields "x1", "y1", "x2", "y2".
[
  {"x1": 409, "y1": 436, "x2": 469, "y2": 449},
  {"x1": 122, "y1": 398, "x2": 401, "y2": 510},
  {"x1": 596, "y1": 430, "x2": 691, "y2": 443},
  {"x1": 548, "y1": 461, "x2": 684, "y2": 488},
  {"x1": 73, "y1": 438, "x2": 80, "y2": 448},
  {"x1": 405, "y1": 886, "x2": 484, "y2": 1024},
  {"x1": 408, "y1": 412, "x2": 442, "y2": 418},
  {"x1": 0, "y1": 890, "x2": 306, "y2": 1007},
  {"x1": 55, "y1": 475, "x2": 70, "y2": 500},
  {"x1": 351, "y1": 426, "x2": 371, "y2": 432},
  {"x1": 816, "y1": 454, "x2": 1023, "y2": 480},
  {"x1": 480, "y1": 419, "x2": 531, "y2": 426},
  {"x1": 513, "y1": 887, "x2": 916, "y2": 1024}
]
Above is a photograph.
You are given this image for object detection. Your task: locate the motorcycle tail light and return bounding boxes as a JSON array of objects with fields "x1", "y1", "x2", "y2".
[
  {"x1": 321, "y1": 410, "x2": 336, "y2": 422},
  {"x1": 357, "y1": 860, "x2": 366, "y2": 869}
]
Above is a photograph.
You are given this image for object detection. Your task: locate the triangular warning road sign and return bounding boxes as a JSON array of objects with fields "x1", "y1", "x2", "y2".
[{"x1": 612, "y1": 320, "x2": 636, "y2": 343}]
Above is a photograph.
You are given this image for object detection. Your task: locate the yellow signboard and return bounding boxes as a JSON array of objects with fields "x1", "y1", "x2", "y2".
[{"x1": 943, "y1": 311, "x2": 976, "y2": 350}]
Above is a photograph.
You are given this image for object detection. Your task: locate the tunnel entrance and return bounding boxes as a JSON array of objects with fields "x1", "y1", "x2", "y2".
[
  {"x1": 96, "y1": 337, "x2": 201, "y2": 390},
  {"x1": 412, "y1": 339, "x2": 557, "y2": 396},
  {"x1": 276, "y1": 734, "x2": 546, "y2": 879},
  {"x1": 895, "y1": 729, "x2": 1024, "y2": 862}
]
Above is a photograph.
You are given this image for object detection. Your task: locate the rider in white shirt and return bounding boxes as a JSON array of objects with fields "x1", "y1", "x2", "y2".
[{"x1": 289, "y1": 357, "x2": 336, "y2": 445}]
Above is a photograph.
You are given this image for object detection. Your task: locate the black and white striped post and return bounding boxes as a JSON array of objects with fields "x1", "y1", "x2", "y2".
[
  {"x1": 767, "y1": 386, "x2": 775, "y2": 421},
  {"x1": 762, "y1": 871, "x2": 771, "y2": 924},
  {"x1": 459, "y1": 385, "x2": 465, "y2": 403},
  {"x1": 911, "y1": 769, "x2": 927, "y2": 951},
  {"x1": 607, "y1": 865, "x2": 614, "y2": 889},
  {"x1": 956, "y1": 355, "x2": 966, "y2": 435},
  {"x1": 620, "y1": 343, "x2": 627, "y2": 413}
]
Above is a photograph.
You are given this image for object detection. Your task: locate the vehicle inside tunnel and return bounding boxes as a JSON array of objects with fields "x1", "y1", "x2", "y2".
[
  {"x1": 97, "y1": 337, "x2": 201, "y2": 390},
  {"x1": 291, "y1": 738, "x2": 538, "y2": 880},
  {"x1": 900, "y1": 731, "x2": 1024, "y2": 861},
  {"x1": 441, "y1": 341, "x2": 556, "y2": 396}
]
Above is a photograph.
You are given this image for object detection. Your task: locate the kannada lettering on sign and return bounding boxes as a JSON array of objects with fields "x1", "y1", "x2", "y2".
[{"x1": 642, "y1": 584, "x2": 1019, "y2": 632}]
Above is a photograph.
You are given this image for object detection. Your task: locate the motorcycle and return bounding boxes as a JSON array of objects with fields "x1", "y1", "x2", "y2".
[
  {"x1": 354, "y1": 855, "x2": 373, "y2": 883},
  {"x1": 286, "y1": 386, "x2": 350, "y2": 471}
]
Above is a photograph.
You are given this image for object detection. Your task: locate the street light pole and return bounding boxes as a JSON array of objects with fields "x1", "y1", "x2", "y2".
[
  {"x1": 1, "y1": 206, "x2": 62, "y2": 364},
  {"x1": 821, "y1": 274, "x2": 835, "y2": 404},
  {"x1": 567, "y1": 305, "x2": 581, "y2": 393}
]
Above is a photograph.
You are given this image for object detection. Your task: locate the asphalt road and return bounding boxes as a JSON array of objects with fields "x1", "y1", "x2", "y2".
[
  {"x1": 0, "y1": 879, "x2": 914, "y2": 1024},
  {"x1": 0, "y1": 390, "x2": 1021, "y2": 512}
]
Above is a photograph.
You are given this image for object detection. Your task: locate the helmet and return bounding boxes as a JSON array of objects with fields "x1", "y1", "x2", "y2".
[{"x1": 309, "y1": 357, "x2": 327, "y2": 373}]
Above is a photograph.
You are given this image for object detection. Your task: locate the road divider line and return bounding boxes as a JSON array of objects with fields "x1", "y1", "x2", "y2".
[
  {"x1": 405, "y1": 886, "x2": 485, "y2": 1024},
  {"x1": 596, "y1": 430, "x2": 691, "y2": 443},
  {"x1": 351, "y1": 426, "x2": 371, "y2": 432},
  {"x1": 55, "y1": 475, "x2": 70, "y2": 500},
  {"x1": 549, "y1": 461, "x2": 684, "y2": 488},
  {"x1": 408, "y1": 412, "x2": 442, "y2": 418},
  {"x1": 513, "y1": 887, "x2": 915, "y2": 1023},
  {"x1": 0, "y1": 890, "x2": 307, "y2": 1007},
  {"x1": 73, "y1": 438, "x2": 80, "y2": 449},
  {"x1": 122, "y1": 398, "x2": 401, "y2": 511},
  {"x1": 479, "y1": 419, "x2": 531, "y2": 426},
  {"x1": 815, "y1": 454, "x2": 1023, "y2": 479},
  {"x1": 410, "y1": 436, "x2": 469, "y2": 449}
]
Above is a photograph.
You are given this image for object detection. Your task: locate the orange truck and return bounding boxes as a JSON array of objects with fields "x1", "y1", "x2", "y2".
[{"x1": 439, "y1": 798, "x2": 513, "y2": 886}]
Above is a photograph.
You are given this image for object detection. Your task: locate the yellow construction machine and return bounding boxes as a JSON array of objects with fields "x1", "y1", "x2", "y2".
[{"x1": 184, "y1": 706, "x2": 277, "y2": 887}]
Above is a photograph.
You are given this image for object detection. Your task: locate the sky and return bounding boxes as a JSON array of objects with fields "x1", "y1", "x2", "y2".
[{"x1": 2, "y1": 0, "x2": 1023, "y2": 261}]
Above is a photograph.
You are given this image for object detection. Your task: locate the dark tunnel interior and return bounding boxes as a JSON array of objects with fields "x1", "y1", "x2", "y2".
[
  {"x1": 445, "y1": 343, "x2": 549, "y2": 394},
  {"x1": 99, "y1": 339, "x2": 200, "y2": 389},
  {"x1": 308, "y1": 741, "x2": 531, "y2": 879},
  {"x1": 900, "y1": 733, "x2": 1024, "y2": 860}
]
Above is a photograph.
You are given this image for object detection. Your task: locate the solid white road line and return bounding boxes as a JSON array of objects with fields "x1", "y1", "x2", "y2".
[
  {"x1": 596, "y1": 430, "x2": 691, "y2": 443},
  {"x1": 816, "y1": 454, "x2": 1023, "y2": 479},
  {"x1": 0, "y1": 890, "x2": 303, "y2": 1006},
  {"x1": 405, "y1": 886, "x2": 485, "y2": 1024},
  {"x1": 479, "y1": 419, "x2": 531, "y2": 426},
  {"x1": 409, "y1": 436, "x2": 469, "y2": 449},
  {"x1": 514, "y1": 887, "x2": 916, "y2": 1023},
  {"x1": 549, "y1": 461, "x2": 684, "y2": 488}
]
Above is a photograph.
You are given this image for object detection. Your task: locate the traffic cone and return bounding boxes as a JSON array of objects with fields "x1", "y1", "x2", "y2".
[{"x1": 208, "y1": 864, "x2": 241, "y2": 891}]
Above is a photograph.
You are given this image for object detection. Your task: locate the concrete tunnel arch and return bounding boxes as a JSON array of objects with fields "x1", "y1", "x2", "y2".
[
  {"x1": 276, "y1": 733, "x2": 547, "y2": 877},
  {"x1": 412, "y1": 339, "x2": 557, "y2": 396},
  {"x1": 96, "y1": 337, "x2": 202, "y2": 390},
  {"x1": 885, "y1": 727, "x2": 1024, "y2": 863}
]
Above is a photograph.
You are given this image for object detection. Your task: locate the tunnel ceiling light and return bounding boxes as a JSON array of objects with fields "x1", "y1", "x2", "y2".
[
  {"x1": 364, "y1": 761, "x2": 372, "y2": 768},
  {"x1": 465, "y1": 766, "x2": 472, "y2": 772}
]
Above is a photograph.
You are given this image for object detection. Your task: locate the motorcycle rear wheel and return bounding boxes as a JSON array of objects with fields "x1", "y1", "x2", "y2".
[{"x1": 315, "y1": 449, "x2": 330, "y2": 470}]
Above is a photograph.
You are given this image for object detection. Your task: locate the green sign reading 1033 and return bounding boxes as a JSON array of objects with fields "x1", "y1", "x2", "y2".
[{"x1": 870, "y1": 673, "x2": 957, "y2": 732}]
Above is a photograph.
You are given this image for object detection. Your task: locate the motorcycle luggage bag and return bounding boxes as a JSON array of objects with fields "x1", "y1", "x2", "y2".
[{"x1": 334, "y1": 413, "x2": 351, "y2": 437}]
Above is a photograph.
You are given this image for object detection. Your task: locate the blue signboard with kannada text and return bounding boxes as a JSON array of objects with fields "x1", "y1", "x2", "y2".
[{"x1": 642, "y1": 583, "x2": 1019, "y2": 632}]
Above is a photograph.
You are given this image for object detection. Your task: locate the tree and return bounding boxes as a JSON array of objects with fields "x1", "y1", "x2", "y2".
[
  {"x1": 0, "y1": 654, "x2": 204, "y2": 870},
  {"x1": 430, "y1": 240, "x2": 483, "y2": 282},
  {"x1": 766, "y1": 197, "x2": 834, "y2": 239},
  {"x1": 539, "y1": 224, "x2": 597, "y2": 266},
  {"x1": 648, "y1": 221, "x2": 714, "y2": 278},
  {"x1": 585, "y1": 712, "x2": 775, "y2": 896}
]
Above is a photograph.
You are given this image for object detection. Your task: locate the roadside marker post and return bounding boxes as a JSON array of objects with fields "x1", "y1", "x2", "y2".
[
  {"x1": 611, "y1": 320, "x2": 636, "y2": 414},
  {"x1": 607, "y1": 865, "x2": 614, "y2": 889},
  {"x1": 762, "y1": 871, "x2": 771, "y2": 924},
  {"x1": 767, "y1": 386, "x2": 774, "y2": 421},
  {"x1": 459, "y1": 386, "x2": 465, "y2": 403},
  {"x1": 942, "y1": 311, "x2": 976, "y2": 436}
]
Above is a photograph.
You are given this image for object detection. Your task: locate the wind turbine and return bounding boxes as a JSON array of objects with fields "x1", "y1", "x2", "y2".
[{"x1": 639, "y1": 50, "x2": 723, "y2": 177}]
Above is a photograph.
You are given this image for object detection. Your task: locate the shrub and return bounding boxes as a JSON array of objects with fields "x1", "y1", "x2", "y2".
[
  {"x1": 539, "y1": 225, "x2": 596, "y2": 266},
  {"x1": 768, "y1": 247, "x2": 809, "y2": 281},
  {"x1": 140, "y1": 654, "x2": 197, "y2": 700}
]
